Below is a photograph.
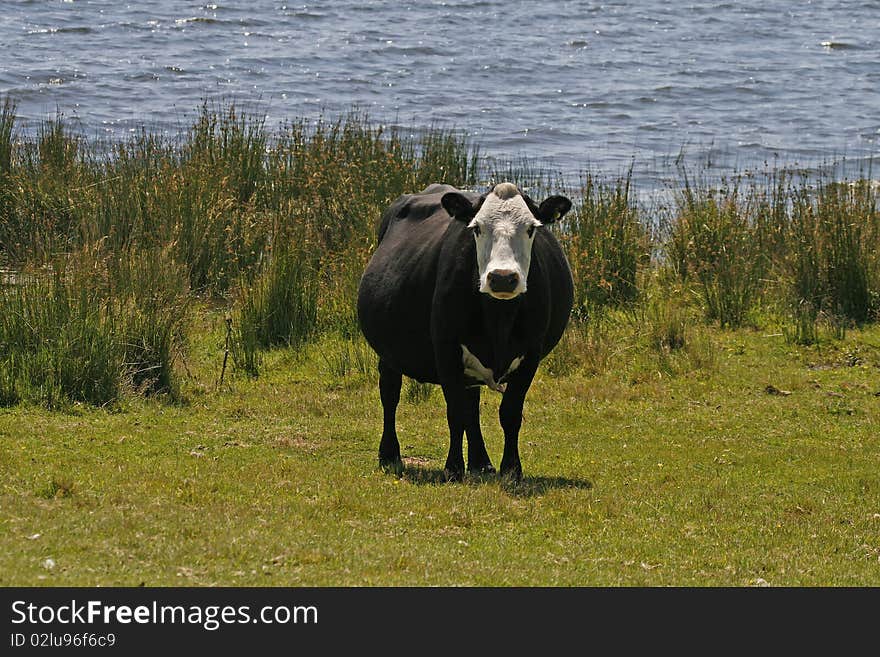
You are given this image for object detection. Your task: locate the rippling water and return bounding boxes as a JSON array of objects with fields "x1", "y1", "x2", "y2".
[{"x1": 1, "y1": 1, "x2": 878, "y2": 185}]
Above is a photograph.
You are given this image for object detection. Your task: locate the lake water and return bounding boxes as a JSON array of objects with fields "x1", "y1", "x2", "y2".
[{"x1": 1, "y1": 1, "x2": 878, "y2": 187}]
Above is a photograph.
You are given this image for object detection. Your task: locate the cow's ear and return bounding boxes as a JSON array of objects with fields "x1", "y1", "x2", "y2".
[
  {"x1": 442, "y1": 192, "x2": 478, "y2": 222},
  {"x1": 537, "y1": 196, "x2": 572, "y2": 224}
]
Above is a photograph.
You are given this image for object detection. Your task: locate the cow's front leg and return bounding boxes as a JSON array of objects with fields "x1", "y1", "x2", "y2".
[
  {"x1": 499, "y1": 356, "x2": 539, "y2": 481},
  {"x1": 434, "y1": 341, "x2": 469, "y2": 481}
]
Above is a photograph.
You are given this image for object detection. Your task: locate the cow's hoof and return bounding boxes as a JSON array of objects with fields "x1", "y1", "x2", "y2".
[
  {"x1": 379, "y1": 457, "x2": 404, "y2": 477},
  {"x1": 468, "y1": 462, "x2": 496, "y2": 475},
  {"x1": 443, "y1": 467, "x2": 464, "y2": 483},
  {"x1": 499, "y1": 462, "x2": 522, "y2": 482}
]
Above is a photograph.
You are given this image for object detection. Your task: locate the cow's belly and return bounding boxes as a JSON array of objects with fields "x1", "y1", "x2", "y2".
[
  {"x1": 357, "y1": 280, "x2": 439, "y2": 383},
  {"x1": 382, "y1": 336, "x2": 440, "y2": 383}
]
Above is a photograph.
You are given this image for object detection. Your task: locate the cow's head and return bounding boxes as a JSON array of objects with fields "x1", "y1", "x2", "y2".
[{"x1": 442, "y1": 182, "x2": 572, "y2": 300}]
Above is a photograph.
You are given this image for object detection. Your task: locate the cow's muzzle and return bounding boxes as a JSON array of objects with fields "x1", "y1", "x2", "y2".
[{"x1": 487, "y1": 269, "x2": 520, "y2": 295}]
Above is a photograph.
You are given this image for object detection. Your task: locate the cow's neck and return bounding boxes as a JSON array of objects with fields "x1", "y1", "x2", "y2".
[{"x1": 479, "y1": 294, "x2": 522, "y2": 374}]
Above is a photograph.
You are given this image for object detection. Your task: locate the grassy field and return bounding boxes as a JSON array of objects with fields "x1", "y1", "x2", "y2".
[
  {"x1": 1, "y1": 99, "x2": 879, "y2": 586},
  {"x1": 2, "y1": 306, "x2": 879, "y2": 586}
]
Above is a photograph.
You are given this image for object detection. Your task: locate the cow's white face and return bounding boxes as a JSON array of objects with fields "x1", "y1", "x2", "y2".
[
  {"x1": 441, "y1": 182, "x2": 572, "y2": 301},
  {"x1": 468, "y1": 183, "x2": 540, "y2": 299}
]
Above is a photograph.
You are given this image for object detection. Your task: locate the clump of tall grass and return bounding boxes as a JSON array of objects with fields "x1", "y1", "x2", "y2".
[
  {"x1": 185, "y1": 101, "x2": 269, "y2": 206},
  {"x1": 317, "y1": 334, "x2": 378, "y2": 381},
  {"x1": 0, "y1": 98, "x2": 15, "y2": 263},
  {"x1": 231, "y1": 245, "x2": 319, "y2": 377},
  {"x1": 0, "y1": 111, "x2": 89, "y2": 263},
  {"x1": 560, "y1": 306, "x2": 623, "y2": 377},
  {"x1": 0, "y1": 245, "x2": 188, "y2": 407},
  {"x1": 109, "y1": 246, "x2": 190, "y2": 396},
  {"x1": 785, "y1": 180, "x2": 823, "y2": 344},
  {"x1": 781, "y1": 174, "x2": 878, "y2": 342},
  {"x1": 414, "y1": 126, "x2": 480, "y2": 191},
  {"x1": 0, "y1": 97, "x2": 14, "y2": 175},
  {"x1": 665, "y1": 172, "x2": 769, "y2": 328},
  {"x1": 660, "y1": 164, "x2": 879, "y2": 339},
  {"x1": 642, "y1": 290, "x2": 717, "y2": 374},
  {"x1": 262, "y1": 116, "x2": 479, "y2": 254},
  {"x1": 818, "y1": 180, "x2": 876, "y2": 323},
  {"x1": 0, "y1": 261, "x2": 118, "y2": 408},
  {"x1": 228, "y1": 314, "x2": 262, "y2": 379},
  {"x1": 561, "y1": 170, "x2": 646, "y2": 316}
]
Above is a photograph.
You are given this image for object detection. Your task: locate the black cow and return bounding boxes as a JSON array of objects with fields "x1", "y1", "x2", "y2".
[{"x1": 357, "y1": 182, "x2": 574, "y2": 480}]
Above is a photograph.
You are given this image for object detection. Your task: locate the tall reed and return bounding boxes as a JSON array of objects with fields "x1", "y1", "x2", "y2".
[
  {"x1": 0, "y1": 245, "x2": 188, "y2": 407},
  {"x1": 783, "y1": 175, "x2": 878, "y2": 340},
  {"x1": 109, "y1": 246, "x2": 190, "y2": 396},
  {"x1": 561, "y1": 169, "x2": 646, "y2": 316},
  {"x1": 0, "y1": 259, "x2": 119, "y2": 408},
  {"x1": 232, "y1": 244, "x2": 319, "y2": 376},
  {"x1": 0, "y1": 98, "x2": 15, "y2": 262},
  {"x1": 665, "y1": 171, "x2": 769, "y2": 327},
  {"x1": 813, "y1": 179, "x2": 874, "y2": 323},
  {"x1": 0, "y1": 97, "x2": 13, "y2": 176}
]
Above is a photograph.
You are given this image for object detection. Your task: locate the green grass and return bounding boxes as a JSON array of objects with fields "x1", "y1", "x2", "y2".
[{"x1": 2, "y1": 307, "x2": 879, "y2": 586}]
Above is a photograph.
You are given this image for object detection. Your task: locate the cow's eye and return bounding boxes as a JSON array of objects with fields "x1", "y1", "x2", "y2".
[
  {"x1": 472, "y1": 224, "x2": 481, "y2": 237},
  {"x1": 527, "y1": 225, "x2": 535, "y2": 238}
]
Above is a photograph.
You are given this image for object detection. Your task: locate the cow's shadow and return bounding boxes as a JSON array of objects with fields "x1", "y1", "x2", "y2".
[{"x1": 399, "y1": 466, "x2": 593, "y2": 498}]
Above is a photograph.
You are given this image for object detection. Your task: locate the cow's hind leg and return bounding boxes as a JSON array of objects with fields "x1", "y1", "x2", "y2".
[
  {"x1": 464, "y1": 388, "x2": 494, "y2": 474},
  {"x1": 378, "y1": 359, "x2": 403, "y2": 475}
]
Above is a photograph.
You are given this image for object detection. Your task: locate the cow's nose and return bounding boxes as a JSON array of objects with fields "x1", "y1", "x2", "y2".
[{"x1": 487, "y1": 269, "x2": 519, "y2": 294}]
